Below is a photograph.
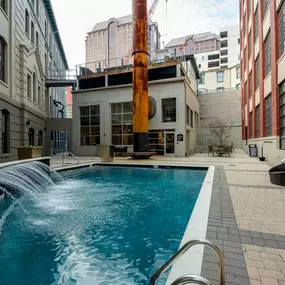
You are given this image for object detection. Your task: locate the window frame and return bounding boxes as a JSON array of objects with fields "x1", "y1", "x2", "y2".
[
  {"x1": 256, "y1": 104, "x2": 260, "y2": 138},
  {"x1": 25, "y1": 9, "x2": 30, "y2": 36},
  {"x1": 216, "y1": 71, "x2": 224, "y2": 83},
  {"x1": 31, "y1": 21, "x2": 35, "y2": 45},
  {"x1": 278, "y1": 0, "x2": 285, "y2": 57},
  {"x1": 0, "y1": 37, "x2": 6, "y2": 82},
  {"x1": 249, "y1": 72, "x2": 253, "y2": 99},
  {"x1": 264, "y1": 31, "x2": 271, "y2": 77},
  {"x1": 265, "y1": 94, "x2": 272, "y2": 137},
  {"x1": 162, "y1": 98, "x2": 176, "y2": 123},
  {"x1": 254, "y1": 5, "x2": 259, "y2": 42},
  {"x1": 1, "y1": 109, "x2": 9, "y2": 153},
  {"x1": 33, "y1": 72, "x2": 37, "y2": 103},
  {"x1": 255, "y1": 55, "x2": 260, "y2": 90},
  {"x1": 27, "y1": 74, "x2": 31, "y2": 99}
]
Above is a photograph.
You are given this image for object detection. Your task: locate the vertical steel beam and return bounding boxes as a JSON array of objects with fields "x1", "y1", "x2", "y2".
[{"x1": 132, "y1": 0, "x2": 149, "y2": 152}]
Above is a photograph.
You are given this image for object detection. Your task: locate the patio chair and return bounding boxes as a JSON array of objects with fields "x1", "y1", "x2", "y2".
[
  {"x1": 208, "y1": 145, "x2": 215, "y2": 156},
  {"x1": 223, "y1": 146, "x2": 231, "y2": 157}
]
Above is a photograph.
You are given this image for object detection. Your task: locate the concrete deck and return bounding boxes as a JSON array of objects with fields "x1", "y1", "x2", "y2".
[{"x1": 51, "y1": 150, "x2": 285, "y2": 285}]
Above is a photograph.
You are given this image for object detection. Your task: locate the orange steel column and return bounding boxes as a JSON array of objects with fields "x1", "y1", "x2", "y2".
[{"x1": 132, "y1": 0, "x2": 149, "y2": 152}]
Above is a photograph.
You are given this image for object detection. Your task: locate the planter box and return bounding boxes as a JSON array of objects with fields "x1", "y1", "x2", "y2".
[{"x1": 17, "y1": 147, "x2": 43, "y2": 160}]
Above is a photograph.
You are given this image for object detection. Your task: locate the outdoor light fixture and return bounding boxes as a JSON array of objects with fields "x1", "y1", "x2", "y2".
[{"x1": 26, "y1": 120, "x2": 30, "y2": 126}]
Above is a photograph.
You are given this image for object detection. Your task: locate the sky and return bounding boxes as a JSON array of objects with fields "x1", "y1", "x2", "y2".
[{"x1": 50, "y1": 0, "x2": 239, "y2": 70}]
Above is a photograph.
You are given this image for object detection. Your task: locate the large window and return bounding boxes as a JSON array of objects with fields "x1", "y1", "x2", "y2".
[
  {"x1": 255, "y1": 55, "x2": 260, "y2": 90},
  {"x1": 264, "y1": 32, "x2": 271, "y2": 77},
  {"x1": 249, "y1": 112, "x2": 253, "y2": 139},
  {"x1": 0, "y1": 37, "x2": 5, "y2": 82},
  {"x1": 27, "y1": 74, "x2": 31, "y2": 98},
  {"x1": 111, "y1": 102, "x2": 133, "y2": 145},
  {"x1": 254, "y1": 5, "x2": 259, "y2": 42},
  {"x1": 25, "y1": 9, "x2": 29, "y2": 36},
  {"x1": 162, "y1": 98, "x2": 176, "y2": 122},
  {"x1": 217, "y1": 71, "x2": 224, "y2": 82},
  {"x1": 1, "y1": 109, "x2": 9, "y2": 153},
  {"x1": 279, "y1": 0, "x2": 285, "y2": 57},
  {"x1": 264, "y1": 0, "x2": 269, "y2": 18},
  {"x1": 236, "y1": 66, "x2": 240, "y2": 79},
  {"x1": 256, "y1": 105, "x2": 260, "y2": 138},
  {"x1": 265, "y1": 94, "x2": 272, "y2": 137},
  {"x1": 186, "y1": 105, "x2": 190, "y2": 126},
  {"x1": 280, "y1": 82, "x2": 285, "y2": 149},
  {"x1": 249, "y1": 72, "x2": 252, "y2": 99},
  {"x1": 80, "y1": 106, "x2": 100, "y2": 146},
  {"x1": 28, "y1": 128, "x2": 35, "y2": 146}
]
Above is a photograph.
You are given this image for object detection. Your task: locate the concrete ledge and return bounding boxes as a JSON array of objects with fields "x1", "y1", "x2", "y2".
[{"x1": 0, "y1": 157, "x2": 51, "y2": 169}]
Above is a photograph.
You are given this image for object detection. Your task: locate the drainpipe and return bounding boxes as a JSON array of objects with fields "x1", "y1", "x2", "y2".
[{"x1": 132, "y1": 0, "x2": 149, "y2": 152}]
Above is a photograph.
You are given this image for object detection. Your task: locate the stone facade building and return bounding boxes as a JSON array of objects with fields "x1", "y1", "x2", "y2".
[{"x1": 0, "y1": 0, "x2": 68, "y2": 162}]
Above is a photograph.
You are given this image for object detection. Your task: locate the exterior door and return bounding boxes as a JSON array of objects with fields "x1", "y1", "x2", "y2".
[{"x1": 165, "y1": 132, "x2": 175, "y2": 154}]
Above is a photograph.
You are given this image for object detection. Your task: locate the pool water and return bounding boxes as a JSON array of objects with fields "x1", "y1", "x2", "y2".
[{"x1": 0, "y1": 166, "x2": 206, "y2": 285}]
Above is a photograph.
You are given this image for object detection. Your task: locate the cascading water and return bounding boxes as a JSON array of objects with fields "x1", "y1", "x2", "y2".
[{"x1": 0, "y1": 161, "x2": 63, "y2": 200}]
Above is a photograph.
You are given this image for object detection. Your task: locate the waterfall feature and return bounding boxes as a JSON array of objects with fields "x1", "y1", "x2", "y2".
[{"x1": 0, "y1": 162, "x2": 63, "y2": 200}]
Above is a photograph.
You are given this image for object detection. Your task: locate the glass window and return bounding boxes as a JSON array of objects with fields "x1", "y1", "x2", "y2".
[
  {"x1": 199, "y1": 73, "x2": 205, "y2": 84},
  {"x1": 249, "y1": 112, "x2": 253, "y2": 139},
  {"x1": 111, "y1": 102, "x2": 133, "y2": 145},
  {"x1": 36, "y1": 0, "x2": 39, "y2": 16},
  {"x1": 162, "y1": 98, "x2": 176, "y2": 122},
  {"x1": 280, "y1": 82, "x2": 285, "y2": 149},
  {"x1": 1, "y1": 109, "x2": 9, "y2": 153},
  {"x1": 256, "y1": 105, "x2": 260, "y2": 138},
  {"x1": 236, "y1": 66, "x2": 240, "y2": 79},
  {"x1": 190, "y1": 109, "x2": 193, "y2": 128},
  {"x1": 33, "y1": 73, "x2": 36, "y2": 103},
  {"x1": 0, "y1": 37, "x2": 5, "y2": 82},
  {"x1": 264, "y1": 32, "x2": 271, "y2": 77},
  {"x1": 38, "y1": 130, "x2": 43, "y2": 146},
  {"x1": 186, "y1": 105, "x2": 190, "y2": 126},
  {"x1": 36, "y1": 32, "x2": 39, "y2": 49},
  {"x1": 249, "y1": 31, "x2": 252, "y2": 56},
  {"x1": 27, "y1": 74, "x2": 31, "y2": 98},
  {"x1": 0, "y1": 0, "x2": 6, "y2": 12},
  {"x1": 265, "y1": 94, "x2": 272, "y2": 137},
  {"x1": 217, "y1": 87, "x2": 225, "y2": 92},
  {"x1": 249, "y1": 72, "x2": 252, "y2": 99},
  {"x1": 38, "y1": 86, "x2": 40, "y2": 105},
  {"x1": 149, "y1": 130, "x2": 165, "y2": 155},
  {"x1": 264, "y1": 0, "x2": 269, "y2": 18},
  {"x1": 31, "y1": 21, "x2": 35, "y2": 44},
  {"x1": 245, "y1": 81, "x2": 248, "y2": 103},
  {"x1": 255, "y1": 55, "x2": 260, "y2": 90},
  {"x1": 217, "y1": 71, "x2": 224, "y2": 82},
  {"x1": 255, "y1": 5, "x2": 259, "y2": 42},
  {"x1": 80, "y1": 105, "x2": 100, "y2": 146},
  {"x1": 28, "y1": 128, "x2": 35, "y2": 146},
  {"x1": 279, "y1": 0, "x2": 285, "y2": 57},
  {"x1": 25, "y1": 9, "x2": 29, "y2": 36}
]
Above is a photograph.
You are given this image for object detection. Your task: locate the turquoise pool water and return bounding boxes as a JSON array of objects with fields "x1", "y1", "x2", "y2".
[{"x1": 0, "y1": 166, "x2": 206, "y2": 285}]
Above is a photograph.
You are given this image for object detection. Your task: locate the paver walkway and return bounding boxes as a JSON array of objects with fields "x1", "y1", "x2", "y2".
[{"x1": 51, "y1": 149, "x2": 285, "y2": 285}]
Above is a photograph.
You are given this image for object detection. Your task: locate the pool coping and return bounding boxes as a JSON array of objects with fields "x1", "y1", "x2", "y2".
[{"x1": 56, "y1": 162, "x2": 215, "y2": 283}]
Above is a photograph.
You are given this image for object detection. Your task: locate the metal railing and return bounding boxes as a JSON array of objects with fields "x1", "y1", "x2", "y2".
[
  {"x1": 170, "y1": 275, "x2": 215, "y2": 285},
  {"x1": 61, "y1": 151, "x2": 80, "y2": 167},
  {"x1": 150, "y1": 238, "x2": 225, "y2": 285},
  {"x1": 45, "y1": 69, "x2": 77, "y2": 81}
]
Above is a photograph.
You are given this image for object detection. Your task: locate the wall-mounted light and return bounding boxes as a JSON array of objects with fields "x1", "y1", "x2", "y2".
[{"x1": 26, "y1": 120, "x2": 30, "y2": 126}]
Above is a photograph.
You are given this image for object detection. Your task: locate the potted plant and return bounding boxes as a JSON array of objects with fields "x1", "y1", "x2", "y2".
[{"x1": 17, "y1": 145, "x2": 43, "y2": 160}]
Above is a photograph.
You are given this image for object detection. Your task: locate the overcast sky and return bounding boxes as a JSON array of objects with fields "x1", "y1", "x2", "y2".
[{"x1": 50, "y1": 0, "x2": 239, "y2": 69}]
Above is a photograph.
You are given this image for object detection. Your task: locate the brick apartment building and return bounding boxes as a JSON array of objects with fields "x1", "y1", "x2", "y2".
[{"x1": 240, "y1": 0, "x2": 285, "y2": 165}]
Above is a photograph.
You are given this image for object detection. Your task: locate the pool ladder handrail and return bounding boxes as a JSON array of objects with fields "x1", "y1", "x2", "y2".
[
  {"x1": 170, "y1": 274, "x2": 215, "y2": 285},
  {"x1": 62, "y1": 151, "x2": 80, "y2": 166},
  {"x1": 150, "y1": 238, "x2": 225, "y2": 285}
]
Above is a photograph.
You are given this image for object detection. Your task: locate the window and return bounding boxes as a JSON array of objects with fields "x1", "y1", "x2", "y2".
[
  {"x1": 80, "y1": 105, "x2": 100, "y2": 146},
  {"x1": 190, "y1": 109, "x2": 193, "y2": 128},
  {"x1": 236, "y1": 83, "x2": 241, "y2": 90},
  {"x1": 1, "y1": 109, "x2": 9, "y2": 153},
  {"x1": 245, "y1": 81, "x2": 248, "y2": 103},
  {"x1": 221, "y1": 40, "x2": 228, "y2": 48},
  {"x1": 243, "y1": 12, "x2": 247, "y2": 36},
  {"x1": 249, "y1": 72, "x2": 252, "y2": 98},
  {"x1": 217, "y1": 87, "x2": 225, "y2": 92},
  {"x1": 198, "y1": 64, "x2": 201, "y2": 68},
  {"x1": 31, "y1": 21, "x2": 35, "y2": 44},
  {"x1": 254, "y1": 56, "x2": 259, "y2": 92},
  {"x1": 111, "y1": 102, "x2": 133, "y2": 145},
  {"x1": 0, "y1": 37, "x2": 5, "y2": 82},
  {"x1": 38, "y1": 86, "x2": 40, "y2": 105},
  {"x1": 220, "y1": 31, "x2": 228, "y2": 38},
  {"x1": 195, "y1": 111, "x2": 198, "y2": 128},
  {"x1": 249, "y1": 31, "x2": 252, "y2": 56},
  {"x1": 0, "y1": 0, "x2": 6, "y2": 12},
  {"x1": 25, "y1": 10, "x2": 29, "y2": 36},
  {"x1": 208, "y1": 61, "x2": 219, "y2": 68},
  {"x1": 249, "y1": 112, "x2": 253, "y2": 139},
  {"x1": 254, "y1": 6, "x2": 259, "y2": 41},
  {"x1": 36, "y1": 32, "x2": 39, "y2": 49},
  {"x1": 217, "y1": 71, "x2": 224, "y2": 82},
  {"x1": 264, "y1": 32, "x2": 271, "y2": 77},
  {"x1": 208, "y1": 54, "x2": 219, "y2": 60},
  {"x1": 31, "y1": 0, "x2": 34, "y2": 6},
  {"x1": 38, "y1": 130, "x2": 43, "y2": 146},
  {"x1": 162, "y1": 98, "x2": 176, "y2": 122},
  {"x1": 221, "y1": 49, "x2": 228, "y2": 56},
  {"x1": 45, "y1": 21, "x2": 47, "y2": 39},
  {"x1": 238, "y1": 38, "x2": 240, "y2": 44},
  {"x1": 279, "y1": 0, "x2": 285, "y2": 57},
  {"x1": 236, "y1": 66, "x2": 240, "y2": 79},
  {"x1": 27, "y1": 74, "x2": 31, "y2": 98},
  {"x1": 280, "y1": 82, "x2": 285, "y2": 149},
  {"x1": 265, "y1": 94, "x2": 272, "y2": 137},
  {"x1": 33, "y1": 73, "x2": 36, "y2": 103},
  {"x1": 36, "y1": 0, "x2": 39, "y2": 16},
  {"x1": 264, "y1": 0, "x2": 269, "y2": 18},
  {"x1": 199, "y1": 73, "x2": 205, "y2": 84},
  {"x1": 221, "y1": 57, "x2": 228, "y2": 64},
  {"x1": 28, "y1": 128, "x2": 35, "y2": 146},
  {"x1": 256, "y1": 105, "x2": 260, "y2": 138},
  {"x1": 186, "y1": 105, "x2": 190, "y2": 126}
]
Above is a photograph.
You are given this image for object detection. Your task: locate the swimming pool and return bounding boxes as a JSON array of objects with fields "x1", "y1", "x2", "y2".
[{"x1": 0, "y1": 164, "x2": 209, "y2": 285}]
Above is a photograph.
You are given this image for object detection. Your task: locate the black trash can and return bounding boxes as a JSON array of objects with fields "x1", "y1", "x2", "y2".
[
  {"x1": 248, "y1": 144, "x2": 258, "y2": 157},
  {"x1": 269, "y1": 164, "x2": 285, "y2": 186}
]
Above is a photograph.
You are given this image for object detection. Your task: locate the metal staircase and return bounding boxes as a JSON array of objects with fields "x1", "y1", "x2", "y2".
[{"x1": 150, "y1": 238, "x2": 225, "y2": 285}]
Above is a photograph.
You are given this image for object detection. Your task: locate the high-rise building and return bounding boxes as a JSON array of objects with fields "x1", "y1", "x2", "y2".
[
  {"x1": 0, "y1": 0, "x2": 68, "y2": 162},
  {"x1": 85, "y1": 15, "x2": 160, "y2": 70},
  {"x1": 240, "y1": 0, "x2": 285, "y2": 165}
]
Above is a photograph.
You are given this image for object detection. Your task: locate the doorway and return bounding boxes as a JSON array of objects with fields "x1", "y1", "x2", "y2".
[{"x1": 165, "y1": 132, "x2": 175, "y2": 154}]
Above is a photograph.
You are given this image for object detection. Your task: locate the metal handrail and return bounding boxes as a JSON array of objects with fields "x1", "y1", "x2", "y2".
[
  {"x1": 62, "y1": 151, "x2": 80, "y2": 167},
  {"x1": 170, "y1": 274, "x2": 215, "y2": 285},
  {"x1": 150, "y1": 238, "x2": 225, "y2": 285}
]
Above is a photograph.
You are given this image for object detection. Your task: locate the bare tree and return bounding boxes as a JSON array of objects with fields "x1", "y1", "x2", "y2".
[{"x1": 209, "y1": 118, "x2": 233, "y2": 145}]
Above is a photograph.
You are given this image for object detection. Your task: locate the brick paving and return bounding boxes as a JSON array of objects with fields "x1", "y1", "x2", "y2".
[{"x1": 52, "y1": 149, "x2": 285, "y2": 285}]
